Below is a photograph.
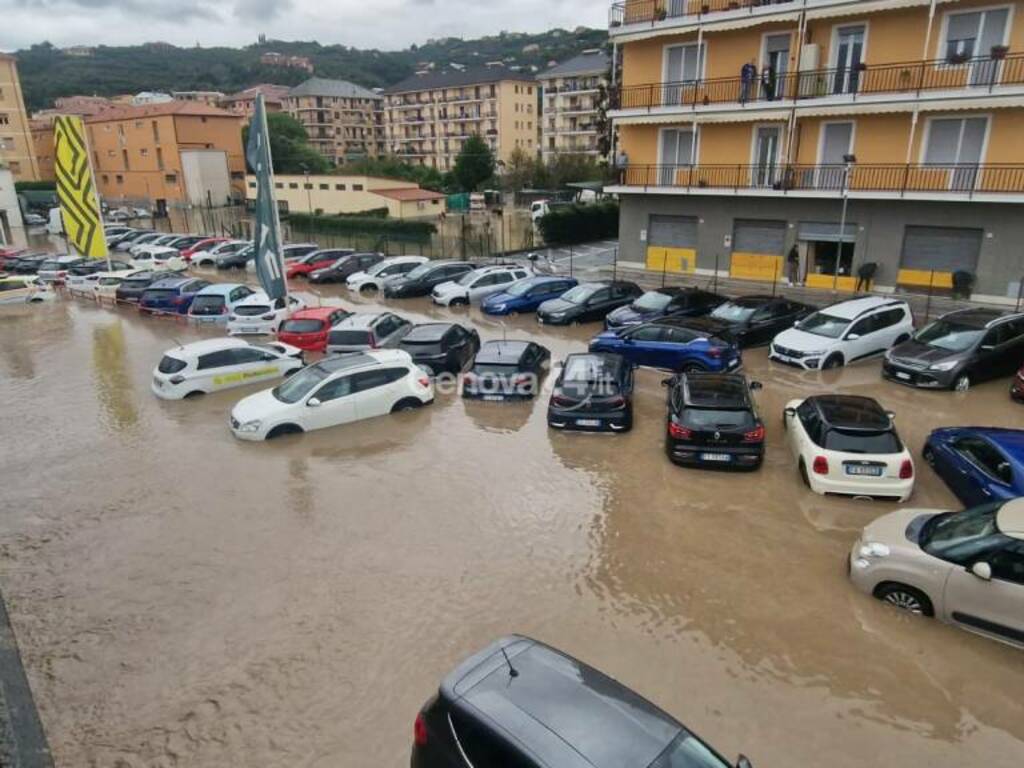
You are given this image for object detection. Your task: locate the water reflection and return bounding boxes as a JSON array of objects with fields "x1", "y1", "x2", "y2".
[{"x1": 91, "y1": 320, "x2": 139, "y2": 432}]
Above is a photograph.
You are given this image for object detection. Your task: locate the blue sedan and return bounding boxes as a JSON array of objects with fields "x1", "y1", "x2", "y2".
[
  {"x1": 589, "y1": 317, "x2": 742, "y2": 373},
  {"x1": 481, "y1": 276, "x2": 578, "y2": 316},
  {"x1": 923, "y1": 427, "x2": 1024, "y2": 507}
]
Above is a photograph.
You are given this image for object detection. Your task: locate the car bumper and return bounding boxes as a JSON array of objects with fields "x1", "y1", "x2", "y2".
[
  {"x1": 431, "y1": 292, "x2": 456, "y2": 306},
  {"x1": 808, "y1": 471, "x2": 915, "y2": 502},
  {"x1": 881, "y1": 361, "x2": 950, "y2": 389},
  {"x1": 229, "y1": 416, "x2": 268, "y2": 441},
  {"x1": 228, "y1": 321, "x2": 277, "y2": 336},
  {"x1": 537, "y1": 314, "x2": 572, "y2": 325},
  {"x1": 151, "y1": 378, "x2": 187, "y2": 400},
  {"x1": 190, "y1": 315, "x2": 229, "y2": 326},
  {"x1": 769, "y1": 349, "x2": 824, "y2": 370},
  {"x1": 548, "y1": 408, "x2": 631, "y2": 432},
  {"x1": 666, "y1": 441, "x2": 763, "y2": 469}
]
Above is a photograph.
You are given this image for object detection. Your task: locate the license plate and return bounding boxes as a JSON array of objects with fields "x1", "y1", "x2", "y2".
[
  {"x1": 846, "y1": 465, "x2": 883, "y2": 476},
  {"x1": 240, "y1": 327, "x2": 260, "y2": 334},
  {"x1": 575, "y1": 418, "x2": 601, "y2": 427},
  {"x1": 483, "y1": 395, "x2": 504, "y2": 401},
  {"x1": 701, "y1": 453, "x2": 731, "y2": 462},
  {"x1": 895, "y1": 371, "x2": 910, "y2": 380},
  {"x1": 198, "y1": 317, "x2": 217, "y2": 324}
]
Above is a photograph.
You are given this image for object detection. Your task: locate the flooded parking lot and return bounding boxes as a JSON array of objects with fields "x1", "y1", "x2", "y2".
[{"x1": 1, "y1": 283, "x2": 1022, "y2": 768}]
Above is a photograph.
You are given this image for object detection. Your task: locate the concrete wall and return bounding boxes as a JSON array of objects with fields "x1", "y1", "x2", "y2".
[
  {"x1": 0, "y1": 167, "x2": 26, "y2": 247},
  {"x1": 618, "y1": 192, "x2": 1024, "y2": 301}
]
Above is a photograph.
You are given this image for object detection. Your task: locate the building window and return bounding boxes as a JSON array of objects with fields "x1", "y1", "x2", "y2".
[
  {"x1": 152, "y1": 121, "x2": 160, "y2": 142},
  {"x1": 122, "y1": 149, "x2": 130, "y2": 170},
  {"x1": 156, "y1": 147, "x2": 164, "y2": 170},
  {"x1": 275, "y1": 182, "x2": 283, "y2": 189},
  {"x1": 140, "y1": 148, "x2": 149, "y2": 156},
  {"x1": 116, "y1": 174, "x2": 123, "y2": 184},
  {"x1": 353, "y1": 184, "x2": 364, "y2": 191},
  {"x1": 8, "y1": 161, "x2": 20, "y2": 173},
  {"x1": 101, "y1": 174, "x2": 109, "y2": 183},
  {"x1": 943, "y1": 8, "x2": 1009, "y2": 63},
  {"x1": 303, "y1": 183, "x2": 313, "y2": 190},
  {"x1": 289, "y1": 182, "x2": 298, "y2": 189},
  {"x1": 134, "y1": 120, "x2": 143, "y2": 129},
  {"x1": 201, "y1": 116, "x2": 207, "y2": 123},
  {"x1": 335, "y1": 183, "x2": 346, "y2": 190},
  {"x1": 165, "y1": 174, "x2": 177, "y2": 183},
  {"x1": 0, "y1": 114, "x2": 9, "y2": 126},
  {"x1": 231, "y1": 171, "x2": 244, "y2": 180},
  {"x1": 248, "y1": 181, "x2": 257, "y2": 189},
  {"x1": 515, "y1": 104, "x2": 520, "y2": 113},
  {"x1": 514, "y1": 85, "x2": 520, "y2": 94},
  {"x1": 528, "y1": 86, "x2": 533, "y2": 95}
]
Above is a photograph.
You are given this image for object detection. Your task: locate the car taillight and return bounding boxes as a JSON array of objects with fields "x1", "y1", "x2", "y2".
[
  {"x1": 552, "y1": 393, "x2": 574, "y2": 407},
  {"x1": 899, "y1": 459, "x2": 914, "y2": 479},
  {"x1": 707, "y1": 347, "x2": 721, "y2": 359},
  {"x1": 668, "y1": 421, "x2": 692, "y2": 439},
  {"x1": 414, "y1": 713, "x2": 428, "y2": 746},
  {"x1": 512, "y1": 374, "x2": 531, "y2": 386},
  {"x1": 742, "y1": 424, "x2": 765, "y2": 443},
  {"x1": 220, "y1": 306, "x2": 228, "y2": 314},
  {"x1": 606, "y1": 395, "x2": 626, "y2": 409},
  {"x1": 812, "y1": 456, "x2": 829, "y2": 475},
  {"x1": 418, "y1": 376, "x2": 430, "y2": 388}
]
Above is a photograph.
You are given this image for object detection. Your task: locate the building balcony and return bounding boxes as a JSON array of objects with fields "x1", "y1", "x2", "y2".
[
  {"x1": 610, "y1": 163, "x2": 1024, "y2": 202},
  {"x1": 611, "y1": 54, "x2": 1024, "y2": 121},
  {"x1": 609, "y1": 0, "x2": 864, "y2": 36}
]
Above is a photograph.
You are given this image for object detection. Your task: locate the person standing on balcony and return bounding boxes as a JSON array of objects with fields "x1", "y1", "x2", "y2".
[
  {"x1": 740, "y1": 59, "x2": 757, "y2": 104},
  {"x1": 761, "y1": 61, "x2": 777, "y2": 101}
]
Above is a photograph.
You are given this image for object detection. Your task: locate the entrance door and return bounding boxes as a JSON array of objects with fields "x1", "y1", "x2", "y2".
[
  {"x1": 753, "y1": 126, "x2": 781, "y2": 187},
  {"x1": 764, "y1": 33, "x2": 791, "y2": 99},
  {"x1": 832, "y1": 26, "x2": 866, "y2": 95},
  {"x1": 818, "y1": 122, "x2": 854, "y2": 190}
]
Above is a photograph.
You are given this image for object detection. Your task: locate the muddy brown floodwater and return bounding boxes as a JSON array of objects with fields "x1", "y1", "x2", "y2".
[{"x1": 1, "y1": 282, "x2": 1023, "y2": 768}]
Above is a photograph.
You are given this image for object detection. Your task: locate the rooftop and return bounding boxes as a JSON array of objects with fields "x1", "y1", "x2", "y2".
[
  {"x1": 384, "y1": 65, "x2": 535, "y2": 95},
  {"x1": 84, "y1": 101, "x2": 240, "y2": 123},
  {"x1": 287, "y1": 77, "x2": 381, "y2": 100},
  {"x1": 945, "y1": 308, "x2": 1020, "y2": 328},
  {"x1": 538, "y1": 50, "x2": 610, "y2": 80},
  {"x1": 372, "y1": 187, "x2": 447, "y2": 202},
  {"x1": 475, "y1": 340, "x2": 531, "y2": 364},
  {"x1": 221, "y1": 84, "x2": 292, "y2": 104},
  {"x1": 821, "y1": 297, "x2": 904, "y2": 320},
  {"x1": 814, "y1": 396, "x2": 891, "y2": 431},
  {"x1": 683, "y1": 373, "x2": 751, "y2": 409},
  {"x1": 402, "y1": 323, "x2": 455, "y2": 343}
]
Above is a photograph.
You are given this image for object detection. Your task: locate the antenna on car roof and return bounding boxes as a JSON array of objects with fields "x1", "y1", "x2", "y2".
[{"x1": 500, "y1": 647, "x2": 519, "y2": 678}]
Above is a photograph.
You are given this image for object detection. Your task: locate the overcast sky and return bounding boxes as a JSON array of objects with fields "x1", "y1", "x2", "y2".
[{"x1": 2, "y1": 0, "x2": 606, "y2": 51}]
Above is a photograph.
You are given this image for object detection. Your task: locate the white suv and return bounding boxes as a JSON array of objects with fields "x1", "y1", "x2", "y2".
[
  {"x1": 227, "y1": 292, "x2": 307, "y2": 336},
  {"x1": 770, "y1": 297, "x2": 913, "y2": 370},
  {"x1": 431, "y1": 264, "x2": 532, "y2": 307},
  {"x1": 347, "y1": 256, "x2": 428, "y2": 293}
]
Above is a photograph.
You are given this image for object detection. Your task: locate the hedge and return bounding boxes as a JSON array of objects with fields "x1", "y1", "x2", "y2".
[
  {"x1": 537, "y1": 201, "x2": 619, "y2": 245},
  {"x1": 15, "y1": 181, "x2": 57, "y2": 192},
  {"x1": 287, "y1": 212, "x2": 436, "y2": 242}
]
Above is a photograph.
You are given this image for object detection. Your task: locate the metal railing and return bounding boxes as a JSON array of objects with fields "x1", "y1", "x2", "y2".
[
  {"x1": 613, "y1": 53, "x2": 1024, "y2": 110},
  {"x1": 610, "y1": 0, "x2": 795, "y2": 27},
  {"x1": 617, "y1": 163, "x2": 1024, "y2": 195}
]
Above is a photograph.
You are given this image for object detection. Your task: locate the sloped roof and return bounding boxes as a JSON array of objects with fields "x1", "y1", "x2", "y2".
[
  {"x1": 222, "y1": 84, "x2": 292, "y2": 104},
  {"x1": 373, "y1": 188, "x2": 447, "y2": 202},
  {"x1": 84, "y1": 101, "x2": 240, "y2": 123},
  {"x1": 288, "y1": 77, "x2": 381, "y2": 100},
  {"x1": 538, "y1": 51, "x2": 610, "y2": 80},
  {"x1": 384, "y1": 66, "x2": 535, "y2": 95}
]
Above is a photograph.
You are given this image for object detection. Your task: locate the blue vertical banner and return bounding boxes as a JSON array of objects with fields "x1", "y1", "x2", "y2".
[{"x1": 245, "y1": 94, "x2": 287, "y2": 300}]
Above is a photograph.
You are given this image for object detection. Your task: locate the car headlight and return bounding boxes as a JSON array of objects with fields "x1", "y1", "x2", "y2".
[
  {"x1": 928, "y1": 360, "x2": 958, "y2": 372},
  {"x1": 492, "y1": 304, "x2": 506, "y2": 312},
  {"x1": 858, "y1": 542, "x2": 890, "y2": 559},
  {"x1": 237, "y1": 419, "x2": 262, "y2": 433},
  {"x1": 549, "y1": 312, "x2": 567, "y2": 320}
]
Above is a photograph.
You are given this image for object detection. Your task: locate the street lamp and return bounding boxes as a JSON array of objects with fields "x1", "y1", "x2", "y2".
[{"x1": 832, "y1": 153, "x2": 857, "y2": 295}]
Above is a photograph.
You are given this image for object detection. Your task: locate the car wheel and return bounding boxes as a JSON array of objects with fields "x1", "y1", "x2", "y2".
[
  {"x1": 360, "y1": 284, "x2": 376, "y2": 294},
  {"x1": 451, "y1": 297, "x2": 468, "y2": 307},
  {"x1": 875, "y1": 583, "x2": 934, "y2": 617},
  {"x1": 895, "y1": 333, "x2": 911, "y2": 344},
  {"x1": 183, "y1": 391, "x2": 205, "y2": 399},
  {"x1": 681, "y1": 362, "x2": 706, "y2": 374},
  {"x1": 799, "y1": 460, "x2": 810, "y2": 488},
  {"x1": 266, "y1": 423, "x2": 303, "y2": 439},
  {"x1": 953, "y1": 373, "x2": 971, "y2": 393},
  {"x1": 823, "y1": 354, "x2": 844, "y2": 370},
  {"x1": 391, "y1": 398, "x2": 422, "y2": 413}
]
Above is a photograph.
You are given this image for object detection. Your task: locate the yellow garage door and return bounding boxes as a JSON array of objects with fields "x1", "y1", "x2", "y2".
[
  {"x1": 647, "y1": 215, "x2": 697, "y2": 274},
  {"x1": 730, "y1": 219, "x2": 786, "y2": 282}
]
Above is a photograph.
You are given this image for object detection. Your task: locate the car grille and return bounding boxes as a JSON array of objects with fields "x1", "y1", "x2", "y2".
[
  {"x1": 772, "y1": 344, "x2": 806, "y2": 359},
  {"x1": 887, "y1": 356, "x2": 928, "y2": 370}
]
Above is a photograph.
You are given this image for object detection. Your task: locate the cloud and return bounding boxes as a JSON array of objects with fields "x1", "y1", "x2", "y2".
[
  {"x1": 234, "y1": 0, "x2": 294, "y2": 21},
  {"x1": 10, "y1": 0, "x2": 220, "y2": 22}
]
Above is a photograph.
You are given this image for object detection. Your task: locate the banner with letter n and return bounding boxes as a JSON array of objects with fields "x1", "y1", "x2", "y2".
[
  {"x1": 245, "y1": 95, "x2": 287, "y2": 301},
  {"x1": 53, "y1": 115, "x2": 108, "y2": 259}
]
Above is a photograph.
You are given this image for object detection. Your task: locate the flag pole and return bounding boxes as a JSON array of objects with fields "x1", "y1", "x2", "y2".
[{"x1": 258, "y1": 94, "x2": 289, "y2": 303}]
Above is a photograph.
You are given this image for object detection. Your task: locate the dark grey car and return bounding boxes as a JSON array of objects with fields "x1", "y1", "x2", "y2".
[{"x1": 883, "y1": 309, "x2": 1024, "y2": 392}]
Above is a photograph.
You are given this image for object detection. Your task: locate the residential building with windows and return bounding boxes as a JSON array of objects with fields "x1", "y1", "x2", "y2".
[
  {"x1": 538, "y1": 49, "x2": 611, "y2": 160},
  {"x1": 382, "y1": 66, "x2": 538, "y2": 171},
  {"x1": 246, "y1": 174, "x2": 446, "y2": 218},
  {"x1": 172, "y1": 91, "x2": 226, "y2": 107},
  {"x1": 0, "y1": 53, "x2": 40, "y2": 182},
  {"x1": 0, "y1": 166, "x2": 26, "y2": 247},
  {"x1": 607, "y1": 0, "x2": 1024, "y2": 301},
  {"x1": 220, "y1": 84, "x2": 291, "y2": 118},
  {"x1": 285, "y1": 78, "x2": 385, "y2": 164}
]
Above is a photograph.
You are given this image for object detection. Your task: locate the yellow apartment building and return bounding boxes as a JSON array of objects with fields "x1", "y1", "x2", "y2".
[
  {"x1": 0, "y1": 53, "x2": 40, "y2": 182},
  {"x1": 245, "y1": 173, "x2": 446, "y2": 218},
  {"x1": 382, "y1": 66, "x2": 538, "y2": 171},
  {"x1": 607, "y1": 0, "x2": 1024, "y2": 301},
  {"x1": 538, "y1": 49, "x2": 611, "y2": 160},
  {"x1": 284, "y1": 78, "x2": 385, "y2": 165}
]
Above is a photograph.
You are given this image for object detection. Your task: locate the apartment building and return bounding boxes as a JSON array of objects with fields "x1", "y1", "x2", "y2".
[
  {"x1": 220, "y1": 84, "x2": 291, "y2": 118},
  {"x1": 172, "y1": 91, "x2": 226, "y2": 106},
  {"x1": 607, "y1": 0, "x2": 1024, "y2": 301},
  {"x1": 538, "y1": 49, "x2": 611, "y2": 160},
  {"x1": 0, "y1": 53, "x2": 40, "y2": 182},
  {"x1": 383, "y1": 66, "x2": 538, "y2": 171},
  {"x1": 285, "y1": 78, "x2": 385, "y2": 164}
]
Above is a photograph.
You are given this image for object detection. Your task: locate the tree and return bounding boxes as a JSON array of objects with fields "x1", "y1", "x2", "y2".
[
  {"x1": 452, "y1": 134, "x2": 495, "y2": 192},
  {"x1": 243, "y1": 112, "x2": 331, "y2": 175},
  {"x1": 343, "y1": 156, "x2": 446, "y2": 192},
  {"x1": 501, "y1": 147, "x2": 540, "y2": 193}
]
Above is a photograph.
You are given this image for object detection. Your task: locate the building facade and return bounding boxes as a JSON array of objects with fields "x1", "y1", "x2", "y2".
[
  {"x1": 0, "y1": 53, "x2": 40, "y2": 182},
  {"x1": 383, "y1": 66, "x2": 538, "y2": 171},
  {"x1": 538, "y1": 49, "x2": 610, "y2": 160},
  {"x1": 246, "y1": 173, "x2": 446, "y2": 219},
  {"x1": 0, "y1": 166, "x2": 26, "y2": 247},
  {"x1": 285, "y1": 78, "x2": 385, "y2": 165},
  {"x1": 220, "y1": 84, "x2": 291, "y2": 118},
  {"x1": 607, "y1": 0, "x2": 1024, "y2": 301},
  {"x1": 172, "y1": 91, "x2": 226, "y2": 106}
]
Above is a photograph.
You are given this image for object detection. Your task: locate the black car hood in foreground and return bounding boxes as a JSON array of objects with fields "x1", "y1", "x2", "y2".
[
  {"x1": 888, "y1": 338, "x2": 961, "y2": 366},
  {"x1": 539, "y1": 297, "x2": 579, "y2": 314}
]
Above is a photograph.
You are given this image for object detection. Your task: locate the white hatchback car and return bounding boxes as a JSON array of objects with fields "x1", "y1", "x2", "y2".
[
  {"x1": 770, "y1": 297, "x2": 914, "y2": 370},
  {"x1": 229, "y1": 350, "x2": 433, "y2": 440},
  {"x1": 227, "y1": 292, "x2": 307, "y2": 336},
  {"x1": 431, "y1": 264, "x2": 532, "y2": 307},
  {"x1": 346, "y1": 256, "x2": 428, "y2": 293},
  {"x1": 784, "y1": 394, "x2": 915, "y2": 501},
  {"x1": 152, "y1": 338, "x2": 305, "y2": 400},
  {"x1": 191, "y1": 240, "x2": 249, "y2": 267},
  {"x1": 132, "y1": 246, "x2": 187, "y2": 272},
  {"x1": 93, "y1": 270, "x2": 145, "y2": 299}
]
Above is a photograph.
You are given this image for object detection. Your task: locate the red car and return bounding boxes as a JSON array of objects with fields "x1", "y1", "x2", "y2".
[
  {"x1": 285, "y1": 249, "x2": 352, "y2": 280},
  {"x1": 0, "y1": 247, "x2": 27, "y2": 269},
  {"x1": 181, "y1": 237, "x2": 230, "y2": 262},
  {"x1": 1013, "y1": 364, "x2": 1024, "y2": 403},
  {"x1": 276, "y1": 306, "x2": 352, "y2": 352}
]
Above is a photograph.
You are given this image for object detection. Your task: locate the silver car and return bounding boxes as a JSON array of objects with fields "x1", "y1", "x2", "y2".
[
  {"x1": 849, "y1": 497, "x2": 1024, "y2": 648},
  {"x1": 324, "y1": 312, "x2": 412, "y2": 354}
]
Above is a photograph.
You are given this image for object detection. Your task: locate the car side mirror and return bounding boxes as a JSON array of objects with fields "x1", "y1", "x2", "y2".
[
  {"x1": 886, "y1": 410, "x2": 895, "y2": 420},
  {"x1": 970, "y1": 562, "x2": 992, "y2": 581},
  {"x1": 846, "y1": 332, "x2": 861, "y2": 341},
  {"x1": 737, "y1": 756, "x2": 754, "y2": 768},
  {"x1": 307, "y1": 397, "x2": 322, "y2": 408},
  {"x1": 750, "y1": 381, "x2": 763, "y2": 391}
]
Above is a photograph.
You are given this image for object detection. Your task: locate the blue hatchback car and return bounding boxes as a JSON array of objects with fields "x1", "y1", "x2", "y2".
[
  {"x1": 923, "y1": 427, "x2": 1024, "y2": 507},
  {"x1": 589, "y1": 316, "x2": 743, "y2": 373},
  {"x1": 480, "y1": 275, "x2": 578, "y2": 316},
  {"x1": 139, "y1": 277, "x2": 211, "y2": 315}
]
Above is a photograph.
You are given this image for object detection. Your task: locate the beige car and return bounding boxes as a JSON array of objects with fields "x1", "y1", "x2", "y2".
[{"x1": 849, "y1": 497, "x2": 1024, "y2": 649}]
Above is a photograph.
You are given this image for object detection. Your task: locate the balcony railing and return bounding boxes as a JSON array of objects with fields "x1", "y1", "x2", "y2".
[
  {"x1": 614, "y1": 53, "x2": 1024, "y2": 110},
  {"x1": 617, "y1": 163, "x2": 1024, "y2": 196},
  {"x1": 610, "y1": 0, "x2": 795, "y2": 27}
]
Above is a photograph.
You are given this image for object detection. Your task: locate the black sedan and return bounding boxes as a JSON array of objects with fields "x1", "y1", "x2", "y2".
[
  {"x1": 397, "y1": 322, "x2": 481, "y2": 376},
  {"x1": 309, "y1": 252, "x2": 384, "y2": 284},
  {"x1": 536, "y1": 281, "x2": 643, "y2": 325},
  {"x1": 383, "y1": 260, "x2": 476, "y2": 298},
  {"x1": 463, "y1": 340, "x2": 551, "y2": 400},
  {"x1": 9, "y1": 255, "x2": 50, "y2": 274},
  {"x1": 67, "y1": 258, "x2": 135, "y2": 277},
  {"x1": 548, "y1": 352, "x2": 634, "y2": 433},
  {"x1": 706, "y1": 295, "x2": 815, "y2": 348},
  {"x1": 114, "y1": 270, "x2": 179, "y2": 303}
]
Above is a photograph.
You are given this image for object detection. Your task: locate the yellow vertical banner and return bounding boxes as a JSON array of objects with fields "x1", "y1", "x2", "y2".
[{"x1": 54, "y1": 115, "x2": 108, "y2": 259}]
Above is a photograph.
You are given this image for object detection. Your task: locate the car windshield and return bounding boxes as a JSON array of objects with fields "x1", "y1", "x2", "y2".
[
  {"x1": 798, "y1": 312, "x2": 849, "y2": 339},
  {"x1": 711, "y1": 302, "x2": 757, "y2": 323},
  {"x1": 560, "y1": 285, "x2": 595, "y2": 304},
  {"x1": 330, "y1": 256, "x2": 350, "y2": 268},
  {"x1": 273, "y1": 365, "x2": 330, "y2": 404},
  {"x1": 823, "y1": 428, "x2": 901, "y2": 454},
  {"x1": 234, "y1": 304, "x2": 271, "y2": 317},
  {"x1": 405, "y1": 263, "x2": 435, "y2": 280},
  {"x1": 280, "y1": 319, "x2": 323, "y2": 334},
  {"x1": 914, "y1": 320, "x2": 985, "y2": 353},
  {"x1": 683, "y1": 408, "x2": 754, "y2": 430},
  {"x1": 190, "y1": 295, "x2": 225, "y2": 314},
  {"x1": 328, "y1": 330, "x2": 370, "y2": 346},
  {"x1": 458, "y1": 271, "x2": 483, "y2": 286},
  {"x1": 158, "y1": 355, "x2": 187, "y2": 374},
  {"x1": 633, "y1": 291, "x2": 674, "y2": 312},
  {"x1": 506, "y1": 280, "x2": 535, "y2": 297},
  {"x1": 367, "y1": 261, "x2": 393, "y2": 277},
  {"x1": 649, "y1": 730, "x2": 733, "y2": 768},
  {"x1": 920, "y1": 503, "x2": 1012, "y2": 565}
]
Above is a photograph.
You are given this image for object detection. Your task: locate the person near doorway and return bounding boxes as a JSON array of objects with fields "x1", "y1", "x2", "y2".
[
  {"x1": 740, "y1": 60, "x2": 757, "y2": 104},
  {"x1": 761, "y1": 61, "x2": 777, "y2": 101},
  {"x1": 855, "y1": 262, "x2": 878, "y2": 292},
  {"x1": 787, "y1": 244, "x2": 800, "y2": 285}
]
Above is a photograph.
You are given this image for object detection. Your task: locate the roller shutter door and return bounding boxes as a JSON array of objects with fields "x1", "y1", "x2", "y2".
[
  {"x1": 649, "y1": 215, "x2": 697, "y2": 248},
  {"x1": 900, "y1": 226, "x2": 982, "y2": 273},
  {"x1": 733, "y1": 219, "x2": 786, "y2": 254}
]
